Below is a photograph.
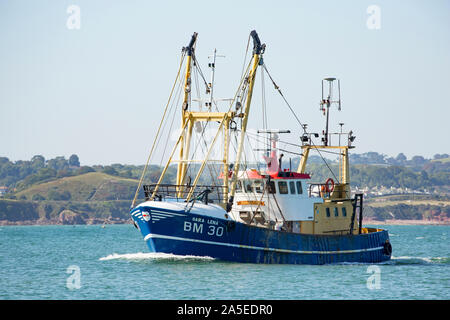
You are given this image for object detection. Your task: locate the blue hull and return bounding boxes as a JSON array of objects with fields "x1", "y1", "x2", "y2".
[{"x1": 131, "y1": 205, "x2": 391, "y2": 265}]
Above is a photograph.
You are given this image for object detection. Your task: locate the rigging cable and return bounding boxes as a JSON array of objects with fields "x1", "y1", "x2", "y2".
[
  {"x1": 158, "y1": 66, "x2": 186, "y2": 167},
  {"x1": 192, "y1": 53, "x2": 211, "y2": 99},
  {"x1": 261, "y1": 63, "x2": 340, "y2": 184},
  {"x1": 181, "y1": 63, "x2": 220, "y2": 187},
  {"x1": 244, "y1": 130, "x2": 304, "y2": 157},
  {"x1": 246, "y1": 130, "x2": 344, "y2": 157},
  {"x1": 190, "y1": 63, "x2": 221, "y2": 185},
  {"x1": 174, "y1": 57, "x2": 254, "y2": 212},
  {"x1": 131, "y1": 51, "x2": 186, "y2": 208},
  {"x1": 240, "y1": 34, "x2": 251, "y2": 84}
]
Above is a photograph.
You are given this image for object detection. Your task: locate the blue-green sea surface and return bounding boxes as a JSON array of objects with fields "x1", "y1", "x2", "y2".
[{"x1": 0, "y1": 224, "x2": 448, "y2": 299}]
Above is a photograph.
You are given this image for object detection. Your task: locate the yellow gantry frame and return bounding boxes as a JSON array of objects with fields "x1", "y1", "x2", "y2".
[
  {"x1": 228, "y1": 52, "x2": 261, "y2": 201},
  {"x1": 176, "y1": 43, "x2": 261, "y2": 203},
  {"x1": 151, "y1": 33, "x2": 262, "y2": 206},
  {"x1": 297, "y1": 145, "x2": 351, "y2": 197},
  {"x1": 177, "y1": 111, "x2": 235, "y2": 202},
  {"x1": 177, "y1": 53, "x2": 193, "y2": 189}
]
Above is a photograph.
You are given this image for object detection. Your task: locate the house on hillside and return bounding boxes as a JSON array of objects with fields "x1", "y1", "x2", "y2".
[{"x1": 0, "y1": 186, "x2": 8, "y2": 197}]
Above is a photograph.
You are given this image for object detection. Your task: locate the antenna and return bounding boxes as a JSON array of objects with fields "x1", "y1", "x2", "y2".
[
  {"x1": 339, "y1": 122, "x2": 344, "y2": 146},
  {"x1": 320, "y1": 77, "x2": 342, "y2": 146},
  {"x1": 206, "y1": 48, "x2": 225, "y2": 111}
]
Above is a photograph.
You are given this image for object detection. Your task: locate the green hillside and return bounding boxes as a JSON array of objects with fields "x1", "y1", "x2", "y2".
[
  {"x1": 15, "y1": 172, "x2": 142, "y2": 201},
  {"x1": 0, "y1": 152, "x2": 448, "y2": 225},
  {"x1": 431, "y1": 157, "x2": 450, "y2": 163},
  {"x1": 1, "y1": 172, "x2": 148, "y2": 224},
  {"x1": 0, "y1": 198, "x2": 132, "y2": 224}
]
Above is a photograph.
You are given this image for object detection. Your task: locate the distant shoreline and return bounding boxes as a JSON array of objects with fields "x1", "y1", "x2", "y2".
[
  {"x1": 1, "y1": 218, "x2": 449, "y2": 226},
  {"x1": 0, "y1": 218, "x2": 131, "y2": 226}
]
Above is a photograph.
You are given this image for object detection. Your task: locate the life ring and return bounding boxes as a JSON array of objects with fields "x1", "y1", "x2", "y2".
[
  {"x1": 383, "y1": 240, "x2": 392, "y2": 256},
  {"x1": 325, "y1": 178, "x2": 335, "y2": 193}
]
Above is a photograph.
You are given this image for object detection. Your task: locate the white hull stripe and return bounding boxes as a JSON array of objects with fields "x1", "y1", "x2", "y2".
[
  {"x1": 151, "y1": 211, "x2": 186, "y2": 217},
  {"x1": 150, "y1": 213, "x2": 172, "y2": 218},
  {"x1": 143, "y1": 233, "x2": 384, "y2": 255},
  {"x1": 131, "y1": 209, "x2": 186, "y2": 222}
]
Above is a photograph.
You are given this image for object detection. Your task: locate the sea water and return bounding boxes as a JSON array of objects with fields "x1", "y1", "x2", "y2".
[{"x1": 0, "y1": 224, "x2": 448, "y2": 299}]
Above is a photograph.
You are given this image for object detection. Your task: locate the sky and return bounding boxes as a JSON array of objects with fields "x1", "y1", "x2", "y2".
[{"x1": 1, "y1": 0, "x2": 449, "y2": 166}]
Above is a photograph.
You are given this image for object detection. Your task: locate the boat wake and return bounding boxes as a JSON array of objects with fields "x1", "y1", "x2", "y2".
[
  {"x1": 99, "y1": 252, "x2": 216, "y2": 262},
  {"x1": 384, "y1": 256, "x2": 449, "y2": 265},
  {"x1": 329, "y1": 256, "x2": 449, "y2": 266}
]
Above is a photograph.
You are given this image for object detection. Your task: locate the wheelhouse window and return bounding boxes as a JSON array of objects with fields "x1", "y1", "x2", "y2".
[
  {"x1": 289, "y1": 181, "x2": 296, "y2": 194},
  {"x1": 326, "y1": 207, "x2": 330, "y2": 217},
  {"x1": 254, "y1": 180, "x2": 263, "y2": 193},
  {"x1": 278, "y1": 181, "x2": 288, "y2": 194},
  {"x1": 334, "y1": 207, "x2": 339, "y2": 217},
  {"x1": 296, "y1": 181, "x2": 303, "y2": 194},
  {"x1": 236, "y1": 180, "x2": 242, "y2": 192},
  {"x1": 342, "y1": 207, "x2": 347, "y2": 217},
  {"x1": 268, "y1": 181, "x2": 276, "y2": 194},
  {"x1": 244, "y1": 180, "x2": 253, "y2": 193}
]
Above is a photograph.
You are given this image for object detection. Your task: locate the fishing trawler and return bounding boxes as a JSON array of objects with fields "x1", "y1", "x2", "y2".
[{"x1": 129, "y1": 31, "x2": 392, "y2": 264}]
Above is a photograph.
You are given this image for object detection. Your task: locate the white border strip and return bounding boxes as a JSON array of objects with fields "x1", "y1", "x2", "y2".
[
  {"x1": 151, "y1": 210, "x2": 186, "y2": 217},
  {"x1": 150, "y1": 213, "x2": 172, "y2": 218},
  {"x1": 144, "y1": 233, "x2": 383, "y2": 255}
]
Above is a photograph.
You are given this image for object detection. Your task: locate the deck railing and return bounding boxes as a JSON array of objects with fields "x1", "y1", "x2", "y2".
[{"x1": 143, "y1": 184, "x2": 226, "y2": 204}]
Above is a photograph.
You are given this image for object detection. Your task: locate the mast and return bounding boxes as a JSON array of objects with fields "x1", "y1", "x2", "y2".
[
  {"x1": 228, "y1": 30, "x2": 265, "y2": 210},
  {"x1": 149, "y1": 31, "x2": 264, "y2": 207},
  {"x1": 177, "y1": 32, "x2": 198, "y2": 189},
  {"x1": 165, "y1": 33, "x2": 233, "y2": 204},
  {"x1": 320, "y1": 77, "x2": 340, "y2": 146},
  {"x1": 297, "y1": 77, "x2": 356, "y2": 199}
]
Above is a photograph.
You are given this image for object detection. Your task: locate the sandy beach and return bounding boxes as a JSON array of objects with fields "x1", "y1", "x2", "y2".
[{"x1": 364, "y1": 218, "x2": 450, "y2": 226}]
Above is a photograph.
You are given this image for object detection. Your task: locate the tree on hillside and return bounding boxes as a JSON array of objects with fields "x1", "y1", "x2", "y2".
[
  {"x1": 410, "y1": 155, "x2": 426, "y2": 167},
  {"x1": 349, "y1": 152, "x2": 386, "y2": 164},
  {"x1": 22, "y1": 167, "x2": 57, "y2": 185},
  {"x1": 77, "y1": 166, "x2": 95, "y2": 175},
  {"x1": 386, "y1": 157, "x2": 398, "y2": 165},
  {"x1": 0, "y1": 157, "x2": 9, "y2": 165},
  {"x1": 32, "y1": 194, "x2": 46, "y2": 201},
  {"x1": 69, "y1": 154, "x2": 80, "y2": 167},
  {"x1": 47, "y1": 190, "x2": 71, "y2": 201},
  {"x1": 365, "y1": 152, "x2": 386, "y2": 164},
  {"x1": 395, "y1": 153, "x2": 407, "y2": 164},
  {"x1": 433, "y1": 153, "x2": 449, "y2": 160},
  {"x1": 47, "y1": 156, "x2": 69, "y2": 171},
  {"x1": 103, "y1": 166, "x2": 118, "y2": 176},
  {"x1": 56, "y1": 169, "x2": 73, "y2": 178},
  {"x1": 31, "y1": 155, "x2": 45, "y2": 169}
]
